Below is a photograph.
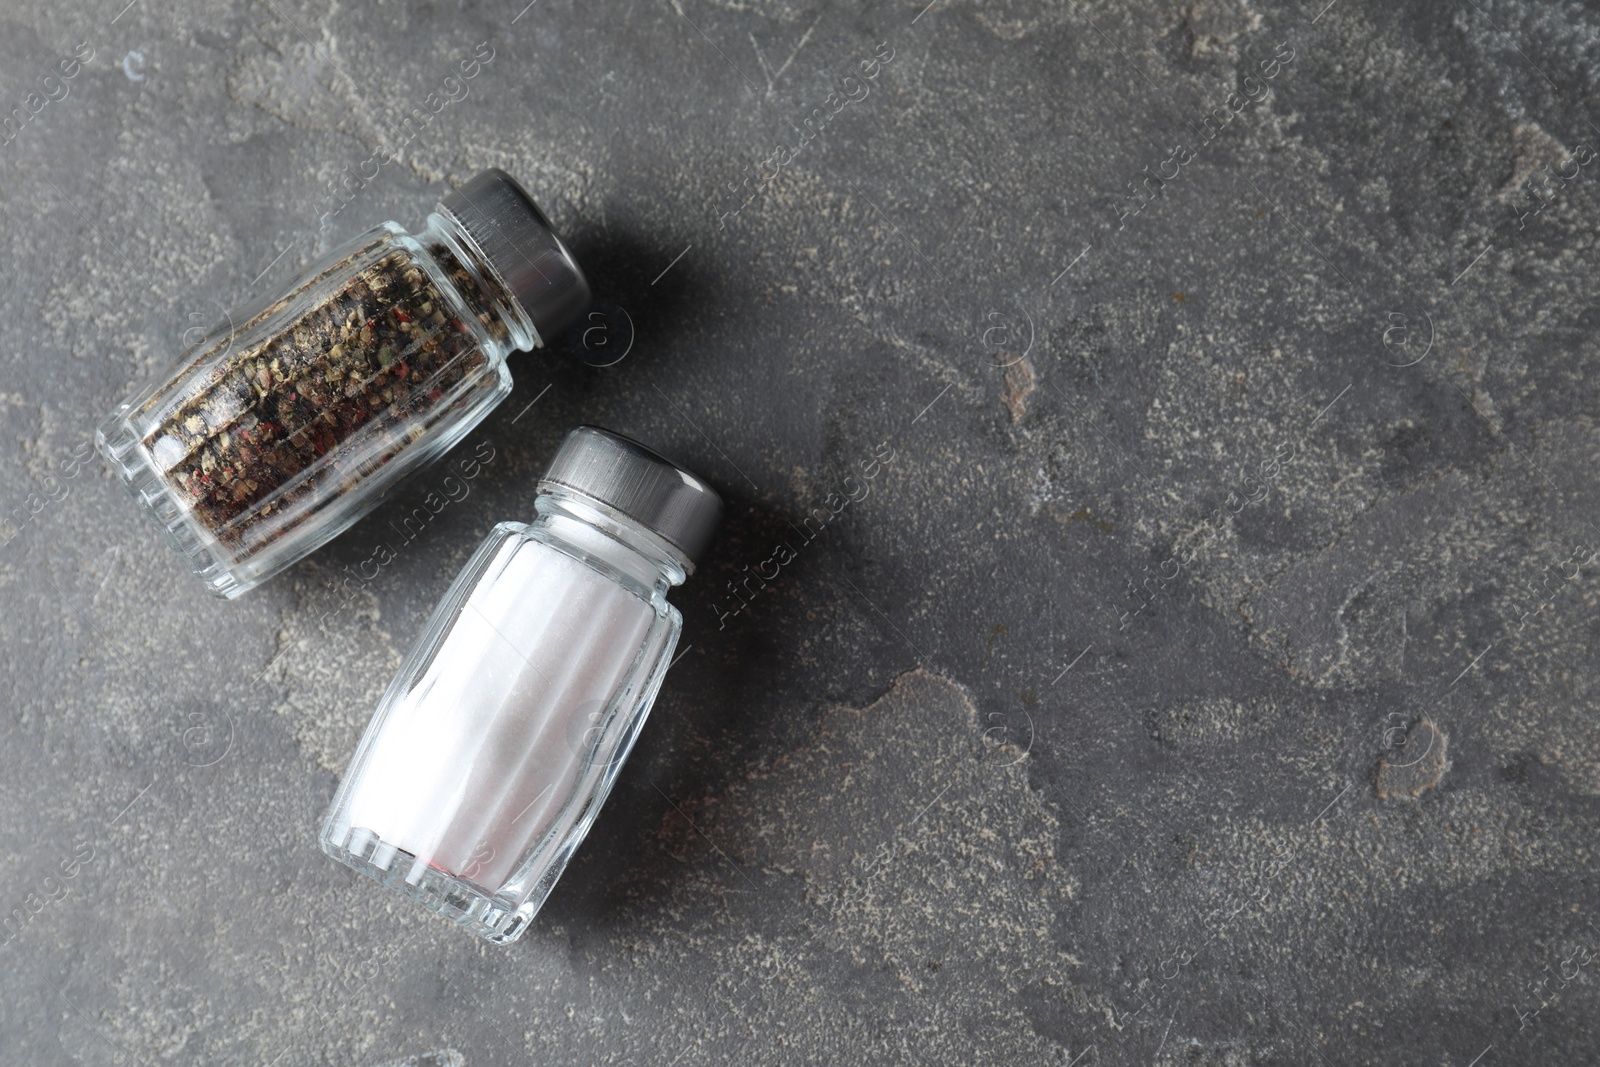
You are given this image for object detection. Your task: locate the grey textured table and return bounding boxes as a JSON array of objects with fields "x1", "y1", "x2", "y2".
[{"x1": 2, "y1": 0, "x2": 1598, "y2": 1063}]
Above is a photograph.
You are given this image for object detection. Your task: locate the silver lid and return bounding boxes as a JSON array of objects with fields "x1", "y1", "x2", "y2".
[
  {"x1": 438, "y1": 169, "x2": 591, "y2": 346},
  {"x1": 538, "y1": 426, "x2": 723, "y2": 572}
]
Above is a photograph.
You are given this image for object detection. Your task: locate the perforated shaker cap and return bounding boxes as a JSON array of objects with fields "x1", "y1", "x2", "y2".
[
  {"x1": 438, "y1": 169, "x2": 591, "y2": 346},
  {"x1": 538, "y1": 427, "x2": 723, "y2": 572}
]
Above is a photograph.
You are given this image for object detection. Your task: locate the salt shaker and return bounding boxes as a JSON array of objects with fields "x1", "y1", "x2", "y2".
[
  {"x1": 96, "y1": 169, "x2": 590, "y2": 598},
  {"x1": 320, "y1": 426, "x2": 722, "y2": 943}
]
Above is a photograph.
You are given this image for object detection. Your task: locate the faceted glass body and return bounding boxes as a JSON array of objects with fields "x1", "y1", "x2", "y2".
[
  {"x1": 96, "y1": 215, "x2": 535, "y2": 599},
  {"x1": 320, "y1": 489, "x2": 685, "y2": 943}
]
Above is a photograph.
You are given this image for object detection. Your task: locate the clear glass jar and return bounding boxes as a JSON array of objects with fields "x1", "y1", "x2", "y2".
[
  {"x1": 319, "y1": 427, "x2": 722, "y2": 944},
  {"x1": 95, "y1": 170, "x2": 589, "y2": 599}
]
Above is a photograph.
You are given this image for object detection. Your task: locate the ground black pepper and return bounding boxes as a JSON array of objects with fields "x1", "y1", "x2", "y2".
[
  {"x1": 99, "y1": 169, "x2": 590, "y2": 599},
  {"x1": 133, "y1": 236, "x2": 506, "y2": 547}
]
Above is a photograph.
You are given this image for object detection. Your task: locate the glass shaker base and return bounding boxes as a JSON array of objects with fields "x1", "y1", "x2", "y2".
[
  {"x1": 95, "y1": 412, "x2": 248, "y2": 599},
  {"x1": 319, "y1": 826, "x2": 535, "y2": 945}
]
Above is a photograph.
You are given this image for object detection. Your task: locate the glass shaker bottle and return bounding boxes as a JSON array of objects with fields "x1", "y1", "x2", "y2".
[
  {"x1": 96, "y1": 169, "x2": 590, "y2": 598},
  {"x1": 320, "y1": 426, "x2": 722, "y2": 943}
]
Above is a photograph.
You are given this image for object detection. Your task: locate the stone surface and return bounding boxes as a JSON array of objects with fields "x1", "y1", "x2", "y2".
[
  {"x1": 1375, "y1": 716, "x2": 1449, "y2": 799},
  {"x1": 1, "y1": 0, "x2": 1598, "y2": 1063}
]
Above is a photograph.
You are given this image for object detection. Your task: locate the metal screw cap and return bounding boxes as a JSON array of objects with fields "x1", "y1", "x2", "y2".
[
  {"x1": 439, "y1": 169, "x2": 591, "y2": 346},
  {"x1": 538, "y1": 426, "x2": 723, "y2": 572}
]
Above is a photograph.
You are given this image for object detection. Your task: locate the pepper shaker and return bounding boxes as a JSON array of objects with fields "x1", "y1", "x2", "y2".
[
  {"x1": 320, "y1": 426, "x2": 722, "y2": 943},
  {"x1": 96, "y1": 169, "x2": 590, "y2": 598}
]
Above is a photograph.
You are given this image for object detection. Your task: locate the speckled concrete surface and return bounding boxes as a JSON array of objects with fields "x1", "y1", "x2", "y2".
[{"x1": 2, "y1": 0, "x2": 1598, "y2": 1063}]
